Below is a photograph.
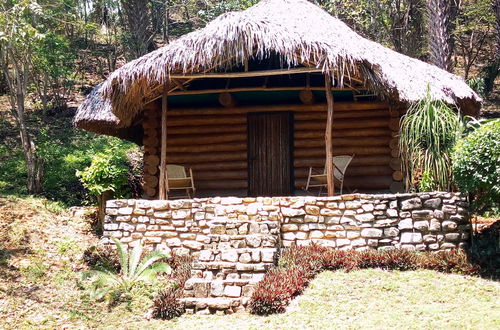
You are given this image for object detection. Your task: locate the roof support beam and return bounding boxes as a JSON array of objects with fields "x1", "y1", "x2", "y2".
[
  {"x1": 325, "y1": 74, "x2": 335, "y2": 196},
  {"x1": 169, "y1": 67, "x2": 323, "y2": 79},
  {"x1": 158, "y1": 85, "x2": 169, "y2": 200}
]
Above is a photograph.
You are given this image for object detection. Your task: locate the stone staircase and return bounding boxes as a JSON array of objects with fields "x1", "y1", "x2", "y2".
[{"x1": 181, "y1": 218, "x2": 280, "y2": 315}]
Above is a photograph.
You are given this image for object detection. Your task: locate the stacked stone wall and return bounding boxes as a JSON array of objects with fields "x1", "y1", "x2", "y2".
[{"x1": 103, "y1": 192, "x2": 469, "y2": 314}]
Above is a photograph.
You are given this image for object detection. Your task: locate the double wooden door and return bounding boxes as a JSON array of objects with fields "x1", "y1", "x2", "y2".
[{"x1": 247, "y1": 112, "x2": 293, "y2": 196}]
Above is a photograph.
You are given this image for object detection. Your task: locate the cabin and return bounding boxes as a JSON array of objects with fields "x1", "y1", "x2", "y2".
[{"x1": 75, "y1": 0, "x2": 481, "y2": 200}]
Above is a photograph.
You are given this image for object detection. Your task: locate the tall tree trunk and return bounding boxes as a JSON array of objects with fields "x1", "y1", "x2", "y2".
[
  {"x1": 427, "y1": 0, "x2": 455, "y2": 71},
  {"x1": 2, "y1": 52, "x2": 44, "y2": 194},
  {"x1": 494, "y1": 0, "x2": 500, "y2": 60},
  {"x1": 120, "y1": 0, "x2": 154, "y2": 59}
]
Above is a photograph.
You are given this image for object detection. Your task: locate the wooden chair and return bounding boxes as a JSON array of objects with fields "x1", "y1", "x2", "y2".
[
  {"x1": 166, "y1": 164, "x2": 195, "y2": 198},
  {"x1": 305, "y1": 155, "x2": 354, "y2": 195}
]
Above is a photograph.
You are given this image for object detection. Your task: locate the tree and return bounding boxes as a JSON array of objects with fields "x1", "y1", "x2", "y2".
[
  {"x1": 0, "y1": 1, "x2": 45, "y2": 193},
  {"x1": 120, "y1": 0, "x2": 155, "y2": 59},
  {"x1": 426, "y1": 0, "x2": 457, "y2": 71}
]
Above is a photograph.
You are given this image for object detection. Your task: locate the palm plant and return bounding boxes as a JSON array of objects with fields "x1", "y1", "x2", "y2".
[
  {"x1": 399, "y1": 88, "x2": 462, "y2": 192},
  {"x1": 82, "y1": 238, "x2": 171, "y2": 301}
]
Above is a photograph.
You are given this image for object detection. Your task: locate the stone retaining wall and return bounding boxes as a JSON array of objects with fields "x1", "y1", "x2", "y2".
[{"x1": 103, "y1": 192, "x2": 470, "y2": 314}]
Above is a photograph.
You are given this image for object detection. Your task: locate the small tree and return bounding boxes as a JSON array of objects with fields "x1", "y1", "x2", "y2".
[
  {"x1": 399, "y1": 88, "x2": 462, "y2": 191},
  {"x1": 77, "y1": 146, "x2": 130, "y2": 227},
  {"x1": 0, "y1": 1, "x2": 45, "y2": 193}
]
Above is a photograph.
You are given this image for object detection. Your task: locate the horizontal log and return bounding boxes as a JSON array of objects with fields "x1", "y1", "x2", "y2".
[
  {"x1": 294, "y1": 166, "x2": 393, "y2": 178},
  {"x1": 392, "y1": 171, "x2": 403, "y2": 181},
  {"x1": 144, "y1": 163, "x2": 158, "y2": 175},
  {"x1": 194, "y1": 170, "x2": 247, "y2": 181},
  {"x1": 391, "y1": 149, "x2": 400, "y2": 158},
  {"x1": 299, "y1": 90, "x2": 315, "y2": 105},
  {"x1": 294, "y1": 155, "x2": 392, "y2": 168},
  {"x1": 165, "y1": 102, "x2": 389, "y2": 116},
  {"x1": 143, "y1": 136, "x2": 160, "y2": 147},
  {"x1": 389, "y1": 138, "x2": 399, "y2": 149},
  {"x1": 167, "y1": 142, "x2": 246, "y2": 153},
  {"x1": 295, "y1": 146, "x2": 391, "y2": 158},
  {"x1": 389, "y1": 118, "x2": 400, "y2": 131},
  {"x1": 167, "y1": 115, "x2": 246, "y2": 127},
  {"x1": 294, "y1": 109, "x2": 389, "y2": 121},
  {"x1": 295, "y1": 128, "x2": 391, "y2": 139},
  {"x1": 143, "y1": 121, "x2": 159, "y2": 130},
  {"x1": 144, "y1": 155, "x2": 160, "y2": 167},
  {"x1": 166, "y1": 133, "x2": 246, "y2": 146},
  {"x1": 219, "y1": 92, "x2": 237, "y2": 107},
  {"x1": 295, "y1": 175, "x2": 393, "y2": 190},
  {"x1": 166, "y1": 151, "x2": 247, "y2": 163},
  {"x1": 144, "y1": 146, "x2": 158, "y2": 156},
  {"x1": 294, "y1": 137, "x2": 391, "y2": 148},
  {"x1": 144, "y1": 187, "x2": 157, "y2": 198},
  {"x1": 194, "y1": 189, "x2": 247, "y2": 198},
  {"x1": 196, "y1": 180, "x2": 247, "y2": 190},
  {"x1": 190, "y1": 161, "x2": 247, "y2": 171},
  {"x1": 390, "y1": 181, "x2": 405, "y2": 193},
  {"x1": 144, "y1": 175, "x2": 159, "y2": 188},
  {"x1": 167, "y1": 124, "x2": 246, "y2": 135},
  {"x1": 390, "y1": 158, "x2": 402, "y2": 171},
  {"x1": 295, "y1": 118, "x2": 389, "y2": 131}
]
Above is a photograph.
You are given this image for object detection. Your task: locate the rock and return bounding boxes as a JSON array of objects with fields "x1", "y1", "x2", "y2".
[
  {"x1": 445, "y1": 233, "x2": 460, "y2": 242},
  {"x1": 412, "y1": 210, "x2": 433, "y2": 220},
  {"x1": 224, "y1": 286, "x2": 242, "y2": 298},
  {"x1": 346, "y1": 231, "x2": 360, "y2": 239},
  {"x1": 198, "y1": 250, "x2": 213, "y2": 261},
  {"x1": 336, "y1": 238, "x2": 351, "y2": 247},
  {"x1": 423, "y1": 234, "x2": 437, "y2": 244},
  {"x1": 384, "y1": 227, "x2": 399, "y2": 237},
  {"x1": 354, "y1": 213, "x2": 375, "y2": 222},
  {"x1": 413, "y1": 220, "x2": 429, "y2": 231},
  {"x1": 183, "y1": 240, "x2": 204, "y2": 250},
  {"x1": 194, "y1": 282, "x2": 210, "y2": 298},
  {"x1": 282, "y1": 232, "x2": 296, "y2": 240},
  {"x1": 282, "y1": 224, "x2": 298, "y2": 232},
  {"x1": 429, "y1": 219, "x2": 441, "y2": 231},
  {"x1": 281, "y1": 208, "x2": 306, "y2": 217},
  {"x1": 221, "y1": 250, "x2": 238, "y2": 262},
  {"x1": 401, "y1": 232, "x2": 423, "y2": 244},
  {"x1": 423, "y1": 198, "x2": 441, "y2": 209},
  {"x1": 361, "y1": 228, "x2": 383, "y2": 238},
  {"x1": 239, "y1": 253, "x2": 252, "y2": 263},
  {"x1": 442, "y1": 221, "x2": 458, "y2": 231},
  {"x1": 210, "y1": 225, "x2": 226, "y2": 234},
  {"x1": 238, "y1": 223, "x2": 249, "y2": 235},
  {"x1": 310, "y1": 230, "x2": 324, "y2": 239},
  {"x1": 246, "y1": 236, "x2": 262, "y2": 248},
  {"x1": 261, "y1": 249, "x2": 276, "y2": 262},
  {"x1": 361, "y1": 204, "x2": 375, "y2": 212},
  {"x1": 401, "y1": 197, "x2": 422, "y2": 210},
  {"x1": 398, "y1": 218, "x2": 413, "y2": 230},
  {"x1": 305, "y1": 205, "x2": 320, "y2": 215}
]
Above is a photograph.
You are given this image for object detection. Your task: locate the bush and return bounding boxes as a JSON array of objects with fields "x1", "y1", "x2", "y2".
[
  {"x1": 151, "y1": 255, "x2": 192, "y2": 320},
  {"x1": 152, "y1": 287, "x2": 185, "y2": 320},
  {"x1": 82, "y1": 245, "x2": 121, "y2": 272},
  {"x1": 453, "y1": 119, "x2": 500, "y2": 213},
  {"x1": 76, "y1": 144, "x2": 131, "y2": 198}
]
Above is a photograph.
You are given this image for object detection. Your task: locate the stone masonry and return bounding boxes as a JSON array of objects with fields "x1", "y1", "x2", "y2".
[{"x1": 103, "y1": 192, "x2": 469, "y2": 314}]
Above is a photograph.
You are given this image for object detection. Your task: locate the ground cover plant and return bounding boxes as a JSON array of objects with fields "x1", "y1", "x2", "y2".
[{"x1": 248, "y1": 245, "x2": 487, "y2": 315}]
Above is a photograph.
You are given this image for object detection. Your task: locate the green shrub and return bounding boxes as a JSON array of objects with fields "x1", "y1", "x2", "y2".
[
  {"x1": 452, "y1": 119, "x2": 500, "y2": 213},
  {"x1": 81, "y1": 238, "x2": 171, "y2": 302},
  {"x1": 76, "y1": 144, "x2": 130, "y2": 198}
]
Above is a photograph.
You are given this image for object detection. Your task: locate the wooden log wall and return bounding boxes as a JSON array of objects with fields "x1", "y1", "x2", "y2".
[
  {"x1": 141, "y1": 100, "x2": 405, "y2": 199},
  {"x1": 293, "y1": 105, "x2": 403, "y2": 193}
]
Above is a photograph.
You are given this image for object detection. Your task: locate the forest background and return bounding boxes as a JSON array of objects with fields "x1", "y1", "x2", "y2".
[{"x1": 0, "y1": 0, "x2": 498, "y2": 207}]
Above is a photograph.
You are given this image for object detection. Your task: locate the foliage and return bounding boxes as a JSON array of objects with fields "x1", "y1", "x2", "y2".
[
  {"x1": 81, "y1": 238, "x2": 171, "y2": 302},
  {"x1": 249, "y1": 245, "x2": 483, "y2": 315},
  {"x1": 83, "y1": 244, "x2": 121, "y2": 272},
  {"x1": 452, "y1": 120, "x2": 500, "y2": 213},
  {"x1": 466, "y1": 77, "x2": 487, "y2": 97},
  {"x1": 76, "y1": 143, "x2": 131, "y2": 198},
  {"x1": 399, "y1": 88, "x2": 462, "y2": 192},
  {"x1": 151, "y1": 254, "x2": 192, "y2": 320}
]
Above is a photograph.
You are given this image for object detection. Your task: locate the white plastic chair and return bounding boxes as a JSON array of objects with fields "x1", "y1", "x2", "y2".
[{"x1": 305, "y1": 155, "x2": 354, "y2": 195}]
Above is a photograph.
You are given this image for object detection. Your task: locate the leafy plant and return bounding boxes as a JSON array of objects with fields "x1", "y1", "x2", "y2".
[
  {"x1": 152, "y1": 287, "x2": 185, "y2": 320},
  {"x1": 399, "y1": 88, "x2": 462, "y2": 191},
  {"x1": 76, "y1": 145, "x2": 130, "y2": 198},
  {"x1": 81, "y1": 238, "x2": 171, "y2": 301},
  {"x1": 452, "y1": 119, "x2": 500, "y2": 213},
  {"x1": 419, "y1": 170, "x2": 436, "y2": 192}
]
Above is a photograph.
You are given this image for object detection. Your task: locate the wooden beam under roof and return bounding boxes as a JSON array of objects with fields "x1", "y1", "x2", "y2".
[{"x1": 169, "y1": 67, "x2": 323, "y2": 79}]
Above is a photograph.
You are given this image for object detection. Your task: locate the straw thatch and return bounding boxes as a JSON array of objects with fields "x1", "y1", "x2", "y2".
[{"x1": 75, "y1": 0, "x2": 481, "y2": 136}]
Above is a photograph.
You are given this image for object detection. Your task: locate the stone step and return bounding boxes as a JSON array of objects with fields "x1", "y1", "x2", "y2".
[
  {"x1": 192, "y1": 261, "x2": 274, "y2": 271},
  {"x1": 180, "y1": 297, "x2": 248, "y2": 314}
]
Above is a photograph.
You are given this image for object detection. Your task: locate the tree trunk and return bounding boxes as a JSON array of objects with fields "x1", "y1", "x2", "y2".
[
  {"x1": 120, "y1": 0, "x2": 154, "y2": 58},
  {"x1": 427, "y1": 0, "x2": 455, "y2": 71}
]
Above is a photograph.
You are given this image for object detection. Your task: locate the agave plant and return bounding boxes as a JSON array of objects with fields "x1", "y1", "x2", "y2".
[
  {"x1": 399, "y1": 88, "x2": 462, "y2": 192},
  {"x1": 82, "y1": 238, "x2": 171, "y2": 301}
]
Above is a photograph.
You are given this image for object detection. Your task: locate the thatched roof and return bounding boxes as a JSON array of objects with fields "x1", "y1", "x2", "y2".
[{"x1": 75, "y1": 0, "x2": 481, "y2": 136}]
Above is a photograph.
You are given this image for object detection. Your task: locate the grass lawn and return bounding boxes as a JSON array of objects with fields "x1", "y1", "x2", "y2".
[{"x1": 1, "y1": 197, "x2": 499, "y2": 329}]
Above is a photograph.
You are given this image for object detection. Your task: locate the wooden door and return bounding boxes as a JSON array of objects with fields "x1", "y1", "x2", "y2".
[{"x1": 248, "y1": 112, "x2": 293, "y2": 196}]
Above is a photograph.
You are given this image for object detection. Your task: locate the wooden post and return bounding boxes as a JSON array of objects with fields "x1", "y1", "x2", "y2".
[
  {"x1": 324, "y1": 74, "x2": 335, "y2": 196},
  {"x1": 158, "y1": 84, "x2": 169, "y2": 200}
]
